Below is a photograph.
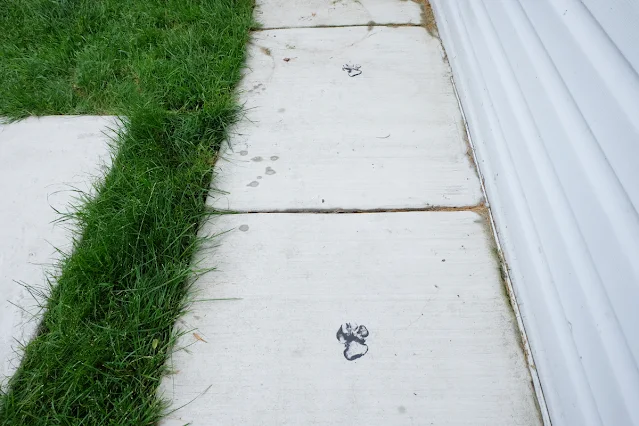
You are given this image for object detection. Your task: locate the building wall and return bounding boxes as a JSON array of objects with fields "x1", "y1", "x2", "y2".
[{"x1": 431, "y1": 1, "x2": 639, "y2": 424}]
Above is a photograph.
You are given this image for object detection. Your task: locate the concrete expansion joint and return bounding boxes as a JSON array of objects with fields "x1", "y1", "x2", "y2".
[
  {"x1": 228, "y1": 203, "x2": 487, "y2": 214},
  {"x1": 252, "y1": 23, "x2": 423, "y2": 31}
]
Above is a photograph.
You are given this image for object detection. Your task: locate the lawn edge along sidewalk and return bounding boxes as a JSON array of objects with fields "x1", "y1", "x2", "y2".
[{"x1": 0, "y1": 1, "x2": 255, "y2": 424}]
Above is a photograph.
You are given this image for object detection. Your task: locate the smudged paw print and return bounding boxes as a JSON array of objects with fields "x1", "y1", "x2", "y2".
[
  {"x1": 342, "y1": 64, "x2": 362, "y2": 77},
  {"x1": 336, "y1": 322, "x2": 369, "y2": 361}
]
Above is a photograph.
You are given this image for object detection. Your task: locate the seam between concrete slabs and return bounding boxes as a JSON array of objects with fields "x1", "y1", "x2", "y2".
[
  {"x1": 217, "y1": 204, "x2": 486, "y2": 214},
  {"x1": 253, "y1": 23, "x2": 423, "y2": 31}
]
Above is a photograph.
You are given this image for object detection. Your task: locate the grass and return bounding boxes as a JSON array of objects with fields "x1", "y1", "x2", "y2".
[{"x1": 0, "y1": 0, "x2": 255, "y2": 424}]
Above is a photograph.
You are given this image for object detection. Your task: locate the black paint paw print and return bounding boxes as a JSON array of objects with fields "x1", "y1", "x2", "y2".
[
  {"x1": 336, "y1": 322, "x2": 369, "y2": 361},
  {"x1": 342, "y1": 64, "x2": 362, "y2": 77}
]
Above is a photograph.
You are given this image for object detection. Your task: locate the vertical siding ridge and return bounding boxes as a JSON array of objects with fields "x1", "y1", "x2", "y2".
[
  {"x1": 523, "y1": 0, "x2": 639, "y2": 213},
  {"x1": 510, "y1": 0, "x2": 639, "y2": 377},
  {"x1": 470, "y1": 2, "x2": 637, "y2": 423},
  {"x1": 518, "y1": 0, "x2": 639, "y2": 368},
  {"x1": 547, "y1": 0, "x2": 639, "y2": 131},
  {"x1": 503, "y1": 2, "x2": 639, "y2": 423},
  {"x1": 580, "y1": 0, "x2": 639, "y2": 73}
]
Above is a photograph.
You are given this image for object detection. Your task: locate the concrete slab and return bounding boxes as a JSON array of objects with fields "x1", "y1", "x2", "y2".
[
  {"x1": 255, "y1": 0, "x2": 423, "y2": 29},
  {"x1": 211, "y1": 27, "x2": 483, "y2": 211},
  {"x1": 0, "y1": 116, "x2": 114, "y2": 383},
  {"x1": 161, "y1": 212, "x2": 541, "y2": 425}
]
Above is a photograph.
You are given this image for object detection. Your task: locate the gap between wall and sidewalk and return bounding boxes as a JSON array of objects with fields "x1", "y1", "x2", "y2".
[
  {"x1": 452, "y1": 76, "x2": 552, "y2": 425},
  {"x1": 443, "y1": 27, "x2": 553, "y2": 426}
]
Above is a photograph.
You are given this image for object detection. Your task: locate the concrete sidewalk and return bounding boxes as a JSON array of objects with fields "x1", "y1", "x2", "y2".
[
  {"x1": 0, "y1": 117, "x2": 113, "y2": 383},
  {"x1": 161, "y1": 1, "x2": 542, "y2": 424}
]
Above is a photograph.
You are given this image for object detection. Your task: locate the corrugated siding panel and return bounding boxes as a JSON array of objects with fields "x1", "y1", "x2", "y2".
[{"x1": 431, "y1": 1, "x2": 639, "y2": 425}]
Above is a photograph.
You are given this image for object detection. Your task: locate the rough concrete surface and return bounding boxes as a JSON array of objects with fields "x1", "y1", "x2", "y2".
[
  {"x1": 0, "y1": 116, "x2": 113, "y2": 384},
  {"x1": 161, "y1": 212, "x2": 542, "y2": 425},
  {"x1": 255, "y1": 0, "x2": 423, "y2": 29},
  {"x1": 211, "y1": 26, "x2": 482, "y2": 211}
]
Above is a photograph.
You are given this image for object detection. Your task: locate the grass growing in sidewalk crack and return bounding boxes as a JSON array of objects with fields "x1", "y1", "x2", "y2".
[{"x1": 0, "y1": 0, "x2": 254, "y2": 424}]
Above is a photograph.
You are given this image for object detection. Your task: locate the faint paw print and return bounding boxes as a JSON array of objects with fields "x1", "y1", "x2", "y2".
[{"x1": 336, "y1": 322, "x2": 369, "y2": 361}]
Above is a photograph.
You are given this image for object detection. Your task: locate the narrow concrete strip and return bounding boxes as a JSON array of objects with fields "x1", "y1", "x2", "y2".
[
  {"x1": 212, "y1": 27, "x2": 482, "y2": 211},
  {"x1": 161, "y1": 212, "x2": 541, "y2": 425},
  {"x1": 0, "y1": 116, "x2": 114, "y2": 383},
  {"x1": 255, "y1": 0, "x2": 422, "y2": 29}
]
